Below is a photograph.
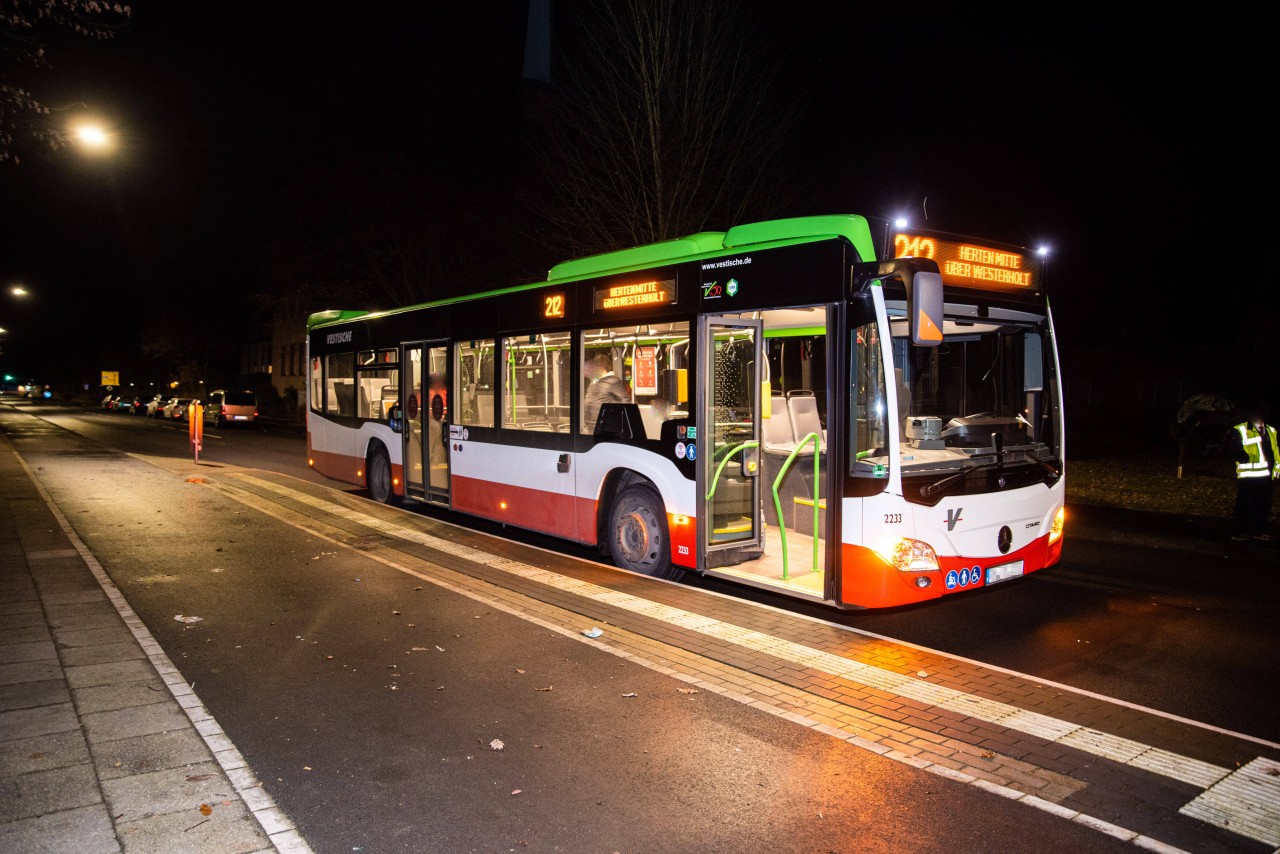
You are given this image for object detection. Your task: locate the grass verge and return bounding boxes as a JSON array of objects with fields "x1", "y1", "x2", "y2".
[{"x1": 1067, "y1": 452, "x2": 1249, "y2": 519}]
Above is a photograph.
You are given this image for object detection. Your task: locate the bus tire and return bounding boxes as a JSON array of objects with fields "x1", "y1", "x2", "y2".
[
  {"x1": 608, "y1": 484, "x2": 677, "y2": 579},
  {"x1": 367, "y1": 446, "x2": 399, "y2": 506}
]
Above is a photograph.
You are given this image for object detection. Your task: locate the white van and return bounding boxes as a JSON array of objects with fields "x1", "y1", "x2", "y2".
[{"x1": 206, "y1": 390, "x2": 258, "y2": 428}]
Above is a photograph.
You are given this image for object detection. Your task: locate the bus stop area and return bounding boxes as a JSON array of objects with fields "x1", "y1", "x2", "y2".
[{"x1": 2, "y1": 402, "x2": 1278, "y2": 854}]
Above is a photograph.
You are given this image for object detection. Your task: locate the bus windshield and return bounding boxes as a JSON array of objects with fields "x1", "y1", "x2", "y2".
[{"x1": 853, "y1": 305, "x2": 1061, "y2": 503}]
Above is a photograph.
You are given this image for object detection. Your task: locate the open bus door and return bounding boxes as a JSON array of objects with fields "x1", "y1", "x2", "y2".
[
  {"x1": 697, "y1": 316, "x2": 764, "y2": 570},
  {"x1": 402, "y1": 341, "x2": 450, "y2": 505}
]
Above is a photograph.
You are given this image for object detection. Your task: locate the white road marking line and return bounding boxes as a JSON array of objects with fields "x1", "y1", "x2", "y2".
[
  {"x1": 14, "y1": 452, "x2": 314, "y2": 854},
  {"x1": 240, "y1": 474, "x2": 1276, "y2": 848},
  {"x1": 240, "y1": 476, "x2": 1236, "y2": 789}
]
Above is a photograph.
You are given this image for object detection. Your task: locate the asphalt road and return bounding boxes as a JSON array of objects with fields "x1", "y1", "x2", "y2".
[
  {"x1": 7, "y1": 397, "x2": 1280, "y2": 852},
  {"x1": 2, "y1": 399, "x2": 1167, "y2": 854},
  {"x1": 26, "y1": 400, "x2": 1280, "y2": 746}
]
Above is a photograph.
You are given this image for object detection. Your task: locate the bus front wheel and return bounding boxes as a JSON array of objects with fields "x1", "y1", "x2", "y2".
[
  {"x1": 367, "y1": 447, "x2": 399, "y2": 506},
  {"x1": 608, "y1": 485, "x2": 677, "y2": 580}
]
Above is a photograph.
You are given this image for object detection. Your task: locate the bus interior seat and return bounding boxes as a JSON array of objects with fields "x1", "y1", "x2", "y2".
[
  {"x1": 379, "y1": 385, "x2": 397, "y2": 418},
  {"x1": 476, "y1": 395, "x2": 494, "y2": 426},
  {"x1": 522, "y1": 421, "x2": 552, "y2": 431},
  {"x1": 638, "y1": 404, "x2": 666, "y2": 441},
  {"x1": 764, "y1": 395, "x2": 801, "y2": 456},
  {"x1": 787, "y1": 393, "x2": 825, "y2": 449},
  {"x1": 332, "y1": 382, "x2": 355, "y2": 417}
]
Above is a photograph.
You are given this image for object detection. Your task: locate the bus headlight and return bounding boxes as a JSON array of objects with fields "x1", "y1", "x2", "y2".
[
  {"x1": 1049, "y1": 507, "x2": 1065, "y2": 544},
  {"x1": 882, "y1": 538, "x2": 940, "y2": 572}
]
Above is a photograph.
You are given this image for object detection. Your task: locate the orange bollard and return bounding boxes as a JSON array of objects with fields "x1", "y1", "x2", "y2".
[{"x1": 188, "y1": 402, "x2": 204, "y2": 461}]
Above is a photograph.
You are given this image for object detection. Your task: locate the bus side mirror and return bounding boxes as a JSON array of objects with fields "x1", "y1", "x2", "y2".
[
  {"x1": 852, "y1": 258, "x2": 943, "y2": 347},
  {"x1": 907, "y1": 270, "x2": 943, "y2": 347}
]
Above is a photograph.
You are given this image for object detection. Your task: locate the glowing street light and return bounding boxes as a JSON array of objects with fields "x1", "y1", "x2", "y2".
[{"x1": 69, "y1": 120, "x2": 115, "y2": 155}]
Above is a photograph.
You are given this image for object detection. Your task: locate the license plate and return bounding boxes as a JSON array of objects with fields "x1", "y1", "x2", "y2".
[
  {"x1": 233, "y1": 415, "x2": 248, "y2": 420},
  {"x1": 986, "y1": 560, "x2": 1024, "y2": 585}
]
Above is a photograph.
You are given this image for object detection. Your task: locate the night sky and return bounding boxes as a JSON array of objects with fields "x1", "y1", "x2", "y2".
[{"x1": 1, "y1": 4, "x2": 1271, "y2": 414}]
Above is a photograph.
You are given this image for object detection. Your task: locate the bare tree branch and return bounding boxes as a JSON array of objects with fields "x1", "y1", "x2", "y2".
[
  {"x1": 0, "y1": 0, "x2": 132, "y2": 164},
  {"x1": 522, "y1": 0, "x2": 799, "y2": 257}
]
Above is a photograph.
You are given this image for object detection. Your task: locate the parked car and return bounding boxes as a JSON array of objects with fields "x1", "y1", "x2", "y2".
[
  {"x1": 205, "y1": 389, "x2": 258, "y2": 428},
  {"x1": 130, "y1": 393, "x2": 155, "y2": 416},
  {"x1": 114, "y1": 393, "x2": 140, "y2": 415},
  {"x1": 144, "y1": 395, "x2": 168, "y2": 417},
  {"x1": 163, "y1": 398, "x2": 196, "y2": 420},
  {"x1": 101, "y1": 394, "x2": 118, "y2": 411}
]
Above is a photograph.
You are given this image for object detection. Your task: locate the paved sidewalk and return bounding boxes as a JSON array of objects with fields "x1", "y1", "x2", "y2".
[{"x1": 0, "y1": 432, "x2": 310, "y2": 854}]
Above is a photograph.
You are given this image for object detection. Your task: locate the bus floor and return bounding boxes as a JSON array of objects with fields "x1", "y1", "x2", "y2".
[{"x1": 709, "y1": 522, "x2": 827, "y2": 599}]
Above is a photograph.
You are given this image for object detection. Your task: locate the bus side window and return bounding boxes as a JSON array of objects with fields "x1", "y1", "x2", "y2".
[
  {"x1": 334, "y1": 382, "x2": 355, "y2": 417},
  {"x1": 503, "y1": 331, "x2": 571, "y2": 431},
  {"x1": 455, "y1": 340, "x2": 495, "y2": 426},
  {"x1": 324, "y1": 352, "x2": 355, "y2": 416}
]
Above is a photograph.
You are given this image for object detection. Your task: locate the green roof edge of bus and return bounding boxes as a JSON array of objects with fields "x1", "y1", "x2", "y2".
[
  {"x1": 547, "y1": 231, "x2": 728, "y2": 281},
  {"x1": 307, "y1": 309, "x2": 370, "y2": 329},
  {"x1": 306, "y1": 215, "x2": 878, "y2": 329},
  {"x1": 546, "y1": 214, "x2": 876, "y2": 282},
  {"x1": 722, "y1": 215, "x2": 877, "y2": 262}
]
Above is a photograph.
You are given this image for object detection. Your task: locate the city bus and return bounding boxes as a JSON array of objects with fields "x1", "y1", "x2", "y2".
[{"x1": 305, "y1": 214, "x2": 1064, "y2": 609}]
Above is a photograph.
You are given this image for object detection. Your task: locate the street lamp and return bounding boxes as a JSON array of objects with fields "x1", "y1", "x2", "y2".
[{"x1": 69, "y1": 119, "x2": 115, "y2": 155}]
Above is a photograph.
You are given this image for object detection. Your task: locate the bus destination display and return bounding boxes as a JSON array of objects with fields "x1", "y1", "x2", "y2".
[
  {"x1": 593, "y1": 278, "x2": 676, "y2": 311},
  {"x1": 894, "y1": 232, "x2": 1037, "y2": 291}
]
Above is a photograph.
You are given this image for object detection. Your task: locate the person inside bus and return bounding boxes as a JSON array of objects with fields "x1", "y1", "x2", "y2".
[
  {"x1": 1228, "y1": 404, "x2": 1278, "y2": 541},
  {"x1": 583, "y1": 351, "x2": 629, "y2": 431}
]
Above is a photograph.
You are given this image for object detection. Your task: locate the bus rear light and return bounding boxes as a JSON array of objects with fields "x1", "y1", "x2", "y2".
[{"x1": 1049, "y1": 507, "x2": 1065, "y2": 544}]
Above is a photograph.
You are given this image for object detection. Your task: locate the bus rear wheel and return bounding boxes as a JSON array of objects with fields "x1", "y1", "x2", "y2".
[
  {"x1": 367, "y1": 447, "x2": 399, "y2": 506},
  {"x1": 608, "y1": 485, "x2": 678, "y2": 580}
]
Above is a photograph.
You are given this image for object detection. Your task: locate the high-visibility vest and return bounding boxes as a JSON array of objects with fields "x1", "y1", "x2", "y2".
[{"x1": 1234, "y1": 422, "x2": 1280, "y2": 479}]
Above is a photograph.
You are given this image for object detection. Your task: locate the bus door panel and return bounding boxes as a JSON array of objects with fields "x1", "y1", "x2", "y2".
[
  {"x1": 697, "y1": 316, "x2": 764, "y2": 569},
  {"x1": 402, "y1": 342, "x2": 450, "y2": 505},
  {"x1": 402, "y1": 343, "x2": 426, "y2": 499},
  {"x1": 425, "y1": 343, "x2": 450, "y2": 504}
]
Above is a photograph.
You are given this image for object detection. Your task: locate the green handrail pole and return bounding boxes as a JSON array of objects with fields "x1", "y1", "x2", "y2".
[
  {"x1": 507, "y1": 349, "x2": 516, "y2": 424},
  {"x1": 770, "y1": 433, "x2": 821, "y2": 580},
  {"x1": 805, "y1": 433, "x2": 820, "y2": 572},
  {"x1": 706, "y1": 440, "x2": 759, "y2": 499}
]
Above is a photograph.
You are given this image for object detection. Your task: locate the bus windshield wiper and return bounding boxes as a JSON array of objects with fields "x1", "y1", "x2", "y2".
[
  {"x1": 921, "y1": 443, "x2": 1058, "y2": 499},
  {"x1": 920, "y1": 458, "x2": 1003, "y2": 498},
  {"x1": 1024, "y1": 450, "x2": 1060, "y2": 478}
]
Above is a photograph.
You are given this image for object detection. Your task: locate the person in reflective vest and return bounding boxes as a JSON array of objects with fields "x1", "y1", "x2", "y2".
[{"x1": 1229, "y1": 406, "x2": 1279, "y2": 541}]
